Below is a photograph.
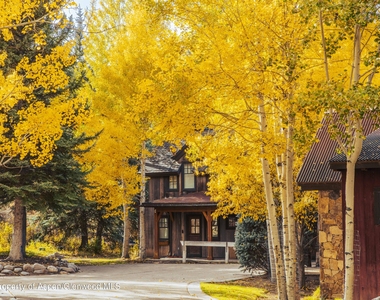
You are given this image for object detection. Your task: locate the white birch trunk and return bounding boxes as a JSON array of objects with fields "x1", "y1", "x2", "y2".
[
  {"x1": 266, "y1": 219, "x2": 277, "y2": 282},
  {"x1": 343, "y1": 24, "x2": 362, "y2": 300},
  {"x1": 139, "y1": 142, "x2": 147, "y2": 260},
  {"x1": 277, "y1": 152, "x2": 290, "y2": 291},
  {"x1": 259, "y1": 99, "x2": 287, "y2": 300},
  {"x1": 344, "y1": 133, "x2": 362, "y2": 300},
  {"x1": 285, "y1": 119, "x2": 299, "y2": 299}
]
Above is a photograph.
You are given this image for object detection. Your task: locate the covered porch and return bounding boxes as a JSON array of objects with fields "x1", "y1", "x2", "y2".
[{"x1": 143, "y1": 192, "x2": 227, "y2": 260}]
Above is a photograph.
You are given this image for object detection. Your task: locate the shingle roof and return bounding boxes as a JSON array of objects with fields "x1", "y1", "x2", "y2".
[
  {"x1": 297, "y1": 116, "x2": 377, "y2": 191},
  {"x1": 145, "y1": 145, "x2": 181, "y2": 175},
  {"x1": 330, "y1": 128, "x2": 380, "y2": 169}
]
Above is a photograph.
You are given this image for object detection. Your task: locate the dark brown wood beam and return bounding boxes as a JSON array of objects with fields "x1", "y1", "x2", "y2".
[
  {"x1": 153, "y1": 210, "x2": 162, "y2": 259},
  {"x1": 202, "y1": 211, "x2": 213, "y2": 260}
]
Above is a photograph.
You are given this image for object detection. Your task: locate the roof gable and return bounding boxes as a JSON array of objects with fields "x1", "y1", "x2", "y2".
[
  {"x1": 145, "y1": 145, "x2": 181, "y2": 175},
  {"x1": 297, "y1": 116, "x2": 377, "y2": 191}
]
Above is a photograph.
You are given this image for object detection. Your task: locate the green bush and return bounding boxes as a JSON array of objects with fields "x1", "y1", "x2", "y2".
[{"x1": 234, "y1": 217, "x2": 269, "y2": 274}]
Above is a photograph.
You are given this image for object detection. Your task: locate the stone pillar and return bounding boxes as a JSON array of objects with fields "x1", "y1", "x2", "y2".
[{"x1": 319, "y1": 190, "x2": 344, "y2": 299}]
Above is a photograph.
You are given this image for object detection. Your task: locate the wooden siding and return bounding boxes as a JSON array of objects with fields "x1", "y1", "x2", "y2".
[
  {"x1": 145, "y1": 207, "x2": 155, "y2": 257},
  {"x1": 196, "y1": 176, "x2": 207, "y2": 193},
  {"x1": 342, "y1": 169, "x2": 380, "y2": 300},
  {"x1": 145, "y1": 161, "x2": 235, "y2": 259},
  {"x1": 149, "y1": 177, "x2": 163, "y2": 201},
  {"x1": 149, "y1": 172, "x2": 208, "y2": 202}
]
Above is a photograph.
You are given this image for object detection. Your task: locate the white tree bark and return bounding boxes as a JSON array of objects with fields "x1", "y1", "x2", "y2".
[
  {"x1": 259, "y1": 99, "x2": 287, "y2": 300},
  {"x1": 277, "y1": 152, "x2": 290, "y2": 289},
  {"x1": 344, "y1": 130, "x2": 362, "y2": 300},
  {"x1": 139, "y1": 142, "x2": 147, "y2": 260},
  {"x1": 285, "y1": 118, "x2": 299, "y2": 299},
  {"x1": 343, "y1": 24, "x2": 362, "y2": 300}
]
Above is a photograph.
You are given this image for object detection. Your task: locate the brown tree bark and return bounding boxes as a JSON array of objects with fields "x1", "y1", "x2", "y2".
[{"x1": 7, "y1": 198, "x2": 26, "y2": 261}]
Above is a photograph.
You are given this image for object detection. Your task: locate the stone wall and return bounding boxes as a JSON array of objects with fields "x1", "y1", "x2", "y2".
[{"x1": 318, "y1": 190, "x2": 344, "y2": 299}]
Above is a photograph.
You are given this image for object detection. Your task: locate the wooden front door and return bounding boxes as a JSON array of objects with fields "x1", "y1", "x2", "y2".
[{"x1": 186, "y1": 214, "x2": 202, "y2": 257}]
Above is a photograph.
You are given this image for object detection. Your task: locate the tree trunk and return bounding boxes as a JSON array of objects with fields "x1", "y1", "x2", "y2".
[
  {"x1": 344, "y1": 134, "x2": 362, "y2": 300},
  {"x1": 121, "y1": 202, "x2": 131, "y2": 259},
  {"x1": 7, "y1": 198, "x2": 26, "y2": 261},
  {"x1": 266, "y1": 219, "x2": 277, "y2": 282},
  {"x1": 278, "y1": 151, "x2": 291, "y2": 294},
  {"x1": 139, "y1": 142, "x2": 147, "y2": 260},
  {"x1": 285, "y1": 117, "x2": 299, "y2": 299},
  {"x1": 78, "y1": 209, "x2": 88, "y2": 251},
  {"x1": 259, "y1": 99, "x2": 287, "y2": 300},
  {"x1": 343, "y1": 24, "x2": 362, "y2": 300},
  {"x1": 297, "y1": 223, "x2": 306, "y2": 288},
  {"x1": 94, "y1": 216, "x2": 104, "y2": 255}
]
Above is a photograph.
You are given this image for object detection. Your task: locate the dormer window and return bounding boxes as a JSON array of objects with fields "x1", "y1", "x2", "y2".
[
  {"x1": 184, "y1": 163, "x2": 195, "y2": 189},
  {"x1": 169, "y1": 175, "x2": 178, "y2": 190}
]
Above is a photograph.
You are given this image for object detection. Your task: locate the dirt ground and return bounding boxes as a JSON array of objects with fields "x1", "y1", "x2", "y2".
[{"x1": 220, "y1": 274, "x2": 319, "y2": 299}]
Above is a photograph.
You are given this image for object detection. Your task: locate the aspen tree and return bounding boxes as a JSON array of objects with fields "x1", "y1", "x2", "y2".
[
  {"x1": 160, "y1": 1, "x2": 320, "y2": 298},
  {"x1": 84, "y1": 0, "x2": 193, "y2": 259}
]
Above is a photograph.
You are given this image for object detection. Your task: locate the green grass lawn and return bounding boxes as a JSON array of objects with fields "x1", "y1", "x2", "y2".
[{"x1": 200, "y1": 282, "x2": 270, "y2": 300}]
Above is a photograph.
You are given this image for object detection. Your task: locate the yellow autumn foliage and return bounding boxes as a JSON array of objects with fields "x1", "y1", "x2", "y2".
[{"x1": 0, "y1": 0, "x2": 86, "y2": 167}]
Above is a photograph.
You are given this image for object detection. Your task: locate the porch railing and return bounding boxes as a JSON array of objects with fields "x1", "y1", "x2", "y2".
[{"x1": 180, "y1": 241, "x2": 235, "y2": 264}]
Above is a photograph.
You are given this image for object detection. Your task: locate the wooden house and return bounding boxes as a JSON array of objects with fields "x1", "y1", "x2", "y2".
[
  {"x1": 142, "y1": 145, "x2": 236, "y2": 260},
  {"x1": 297, "y1": 118, "x2": 380, "y2": 299}
]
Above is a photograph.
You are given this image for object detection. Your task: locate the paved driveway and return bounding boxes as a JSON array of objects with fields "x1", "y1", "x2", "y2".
[{"x1": 0, "y1": 262, "x2": 249, "y2": 300}]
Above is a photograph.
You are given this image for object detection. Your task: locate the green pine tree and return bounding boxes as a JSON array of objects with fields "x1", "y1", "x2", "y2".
[{"x1": 0, "y1": 3, "x2": 96, "y2": 260}]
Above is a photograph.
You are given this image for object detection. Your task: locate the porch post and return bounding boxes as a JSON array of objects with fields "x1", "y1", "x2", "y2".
[
  {"x1": 203, "y1": 211, "x2": 213, "y2": 260},
  {"x1": 153, "y1": 210, "x2": 162, "y2": 259}
]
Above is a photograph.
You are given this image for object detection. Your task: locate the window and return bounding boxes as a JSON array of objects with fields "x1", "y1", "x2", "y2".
[
  {"x1": 226, "y1": 215, "x2": 237, "y2": 229},
  {"x1": 184, "y1": 163, "x2": 195, "y2": 189},
  {"x1": 169, "y1": 176, "x2": 178, "y2": 190},
  {"x1": 212, "y1": 219, "x2": 219, "y2": 239},
  {"x1": 159, "y1": 217, "x2": 169, "y2": 240},
  {"x1": 190, "y1": 217, "x2": 200, "y2": 234}
]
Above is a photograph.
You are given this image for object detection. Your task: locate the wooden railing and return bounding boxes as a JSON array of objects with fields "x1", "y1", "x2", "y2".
[{"x1": 180, "y1": 241, "x2": 235, "y2": 263}]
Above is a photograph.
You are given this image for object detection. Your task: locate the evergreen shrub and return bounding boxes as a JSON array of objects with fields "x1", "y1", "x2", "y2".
[{"x1": 234, "y1": 217, "x2": 270, "y2": 274}]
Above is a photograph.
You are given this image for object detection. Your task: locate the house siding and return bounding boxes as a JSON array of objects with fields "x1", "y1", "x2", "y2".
[
  {"x1": 144, "y1": 151, "x2": 236, "y2": 260},
  {"x1": 348, "y1": 169, "x2": 380, "y2": 300}
]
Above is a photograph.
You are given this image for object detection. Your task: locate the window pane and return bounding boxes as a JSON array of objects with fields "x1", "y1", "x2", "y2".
[
  {"x1": 184, "y1": 173, "x2": 195, "y2": 189},
  {"x1": 169, "y1": 176, "x2": 177, "y2": 189},
  {"x1": 227, "y1": 215, "x2": 237, "y2": 229},
  {"x1": 190, "y1": 217, "x2": 200, "y2": 234},
  {"x1": 159, "y1": 217, "x2": 169, "y2": 239},
  {"x1": 184, "y1": 164, "x2": 193, "y2": 174},
  {"x1": 159, "y1": 228, "x2": 168, "y2": 239},
  {"x1": 184, "y1": 164, "x2": 195, "y2": 189},
  {"x1": 212, "y1": 219, "x2": 218, "y2": 238}
]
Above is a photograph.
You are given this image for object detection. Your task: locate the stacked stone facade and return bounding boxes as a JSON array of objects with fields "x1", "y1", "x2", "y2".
[{"x1": 318, "y1": 190, "x2": 344, "y2": 299}]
